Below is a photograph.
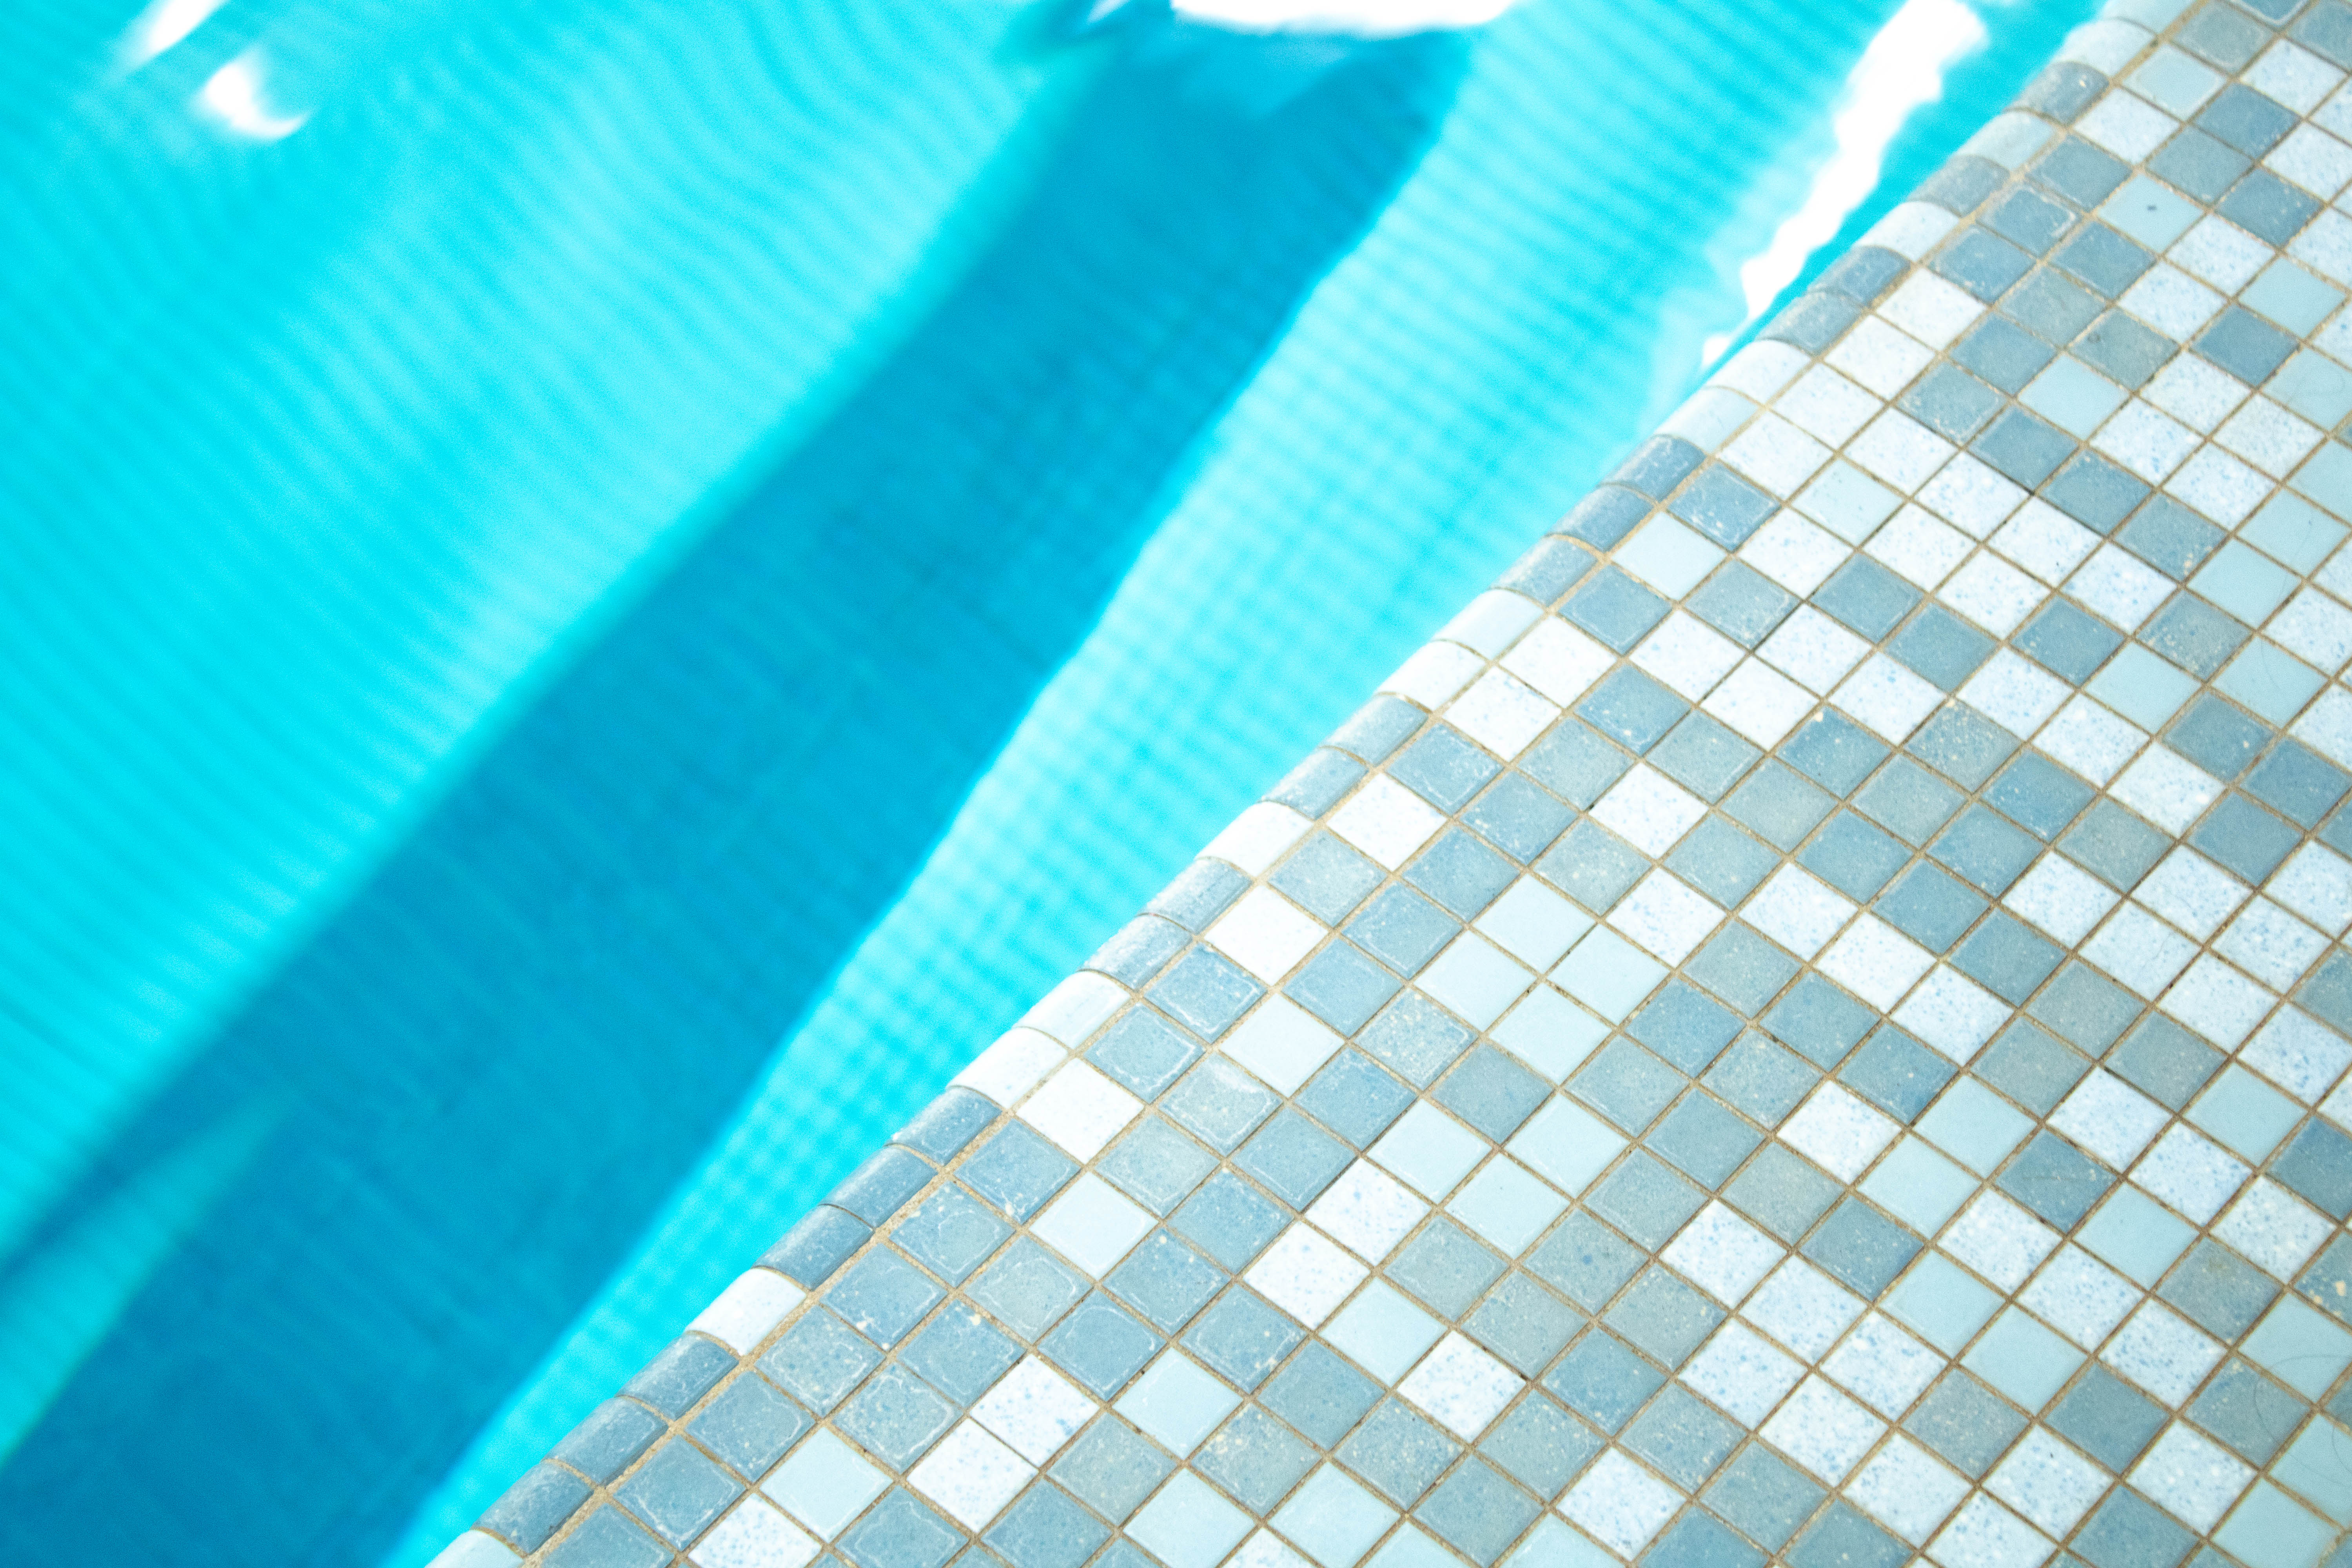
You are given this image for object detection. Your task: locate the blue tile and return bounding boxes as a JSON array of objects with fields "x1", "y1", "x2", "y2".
[
  {"x1": 1329, "y1": 695, "x2": 1428, "y2": 766},
  {"x1": 1819, "y1": 245, "x2": 1909, "y2": 303},
  {"x1": 553, "y1": 1399, "x2": 664, "y2": 1485},
  {"x1": 2118, "y1": 496, "x2": 2226, "y2": 580},
  {"x1": 831, "y1": 1249, "x2": 946, "y2": 1347},
  {"x1": 1565, "y1": 566, "x2": 1672, "y2": 652},
  {"x1": 2044, "y1": 447, "x2": 2152, "y2": 529},
  {"x1": 2196, "y1": 302, "x2": 2298, "y2": 380},
  {"x1": 1519, "y1": 721, "x2": 1633, "y2": 808},
  {"x1": 1434, "y1": 1045, "x2": 1550, "y2": 1140},
  {"x1": 2248, "y1": 739, "x2": 2352, "y2": 828},
  {"x1": 1339, "y1": 1398, "x2": 1460, "y2": 1505},
  {"x1": 1905, "y1": 1370, "x2": 2025, "y2": 1477},
  {"x1": 1147, "y1": 858, "x2": 1249, "y2": 933},
  {"x1": 1724, "y1": 762, "x2": 1835, "y2": 851},
  {"x1": 1780, "y1": 711, "x2": 1888, "y2": 797},
  {"x1": 895, "y1": 1089, "x2": 999, "y2": 1166},
  {"x1": 2028, "y1": 962, "x2": 2141, "y2": 1055},
  {"x1": 1665, "y1": 816, "x2": 1779, "y2": 909},
  {"x1": 968, "y1": 1238, "x2": 1086, "y2": 1341},
  {"x1": 1087, "y1": 1007, "x2": 1203, "y2": 1102},
  {"x1": 1262, "y1": 1341, "x2": 1381, "y2": 1447},
  {"x1": 1390, "y1": 1216, "x2": 1509, "y2": 1317},
  {"x1": 1761, "y1": 290, "x2": 1862, "y2": 355},
  {"x1": 1289, "y1": 939, "x2": 1403, "y2": 1036},
  {"x1": 1726, "y1": 1145, "x2": 1843, "y2": 1244},
  {"x1": 1887, "y1": 605, "x2": 1994, "y2": 691},
  {"x1": 1345, "y1": 884, "x2": 1460, "y2": 976},
  {"x1": 1998, "y1": 1131, "x2": 2115, "y2": 1232},
  {"x1": 2107, "y1": 1016, "x2": 2223, "y2": 1111},
  {"x1": 2160, "y1": 1239, "x2": 2279, "y2": 1339},
  {"x1": 1951, "y1": 912, "x2": 2063, "y2": 1004},
  {"x1": 1194, "y1": 1406, "x2": 1318, "y2": 1514},
  {"x1": 1577, "y1": 667, "x2": 1691, "y2": 753},
  {"x1": 1783, "y1": 1502, "x2": 1905, "y2": 1568},
  {"x1": 1688, "y1": 562, "x2": 1796, "y2": 647},
  {"x1": 1971, "y1": 406, "x2": 2074, "y2": 488},
  {"x1": 1099, "y1": 1117, "x2": 1218, "y2": 1215},
  {"x1": 1760, "y1": 975, "x2": 1876, "y2": 1068},
  {"x1": 1935, "y1": 226, "x2": 2033, "y2": 302},
  {"x1": 962, "y1": 1124, "x2": 1079, "y2": 1222},
  {"x1": 1906, "y1": 701, "x2": 2016, "y2": 789},
  {"x1": 1590, "y1": 1152, "x2": 1706, "y2": 1250},
  {"x1": 1703, "y1": 1033, "x2": 1819, "y2": 1125},
  {"x1": 1604, "y1": 1266, "x2": 1723, "y2": 1367},
  {"x1": 1393, "y1": 725, "x2": 1504, "y2": 813},
  {"x1": 1170, "y1": 1169, "x2": 1289, "y2": 1271},
  {"x1": 1414, "y1": 1458, "x2": 1541, "y2": 1566},
  {"x1": 2273, "y1": 1118, "x2": 2352, "y2": 1219},
  {"x1": 1683, "y1": 926, "x2": 1798, "y2": 1016},
  {"x1": 2067, "y1": 1492, "x2": 2191, "y2": 1568},
  {"x1": 2193, "y1": 792, "x2": 2300, "y2": 882},
  {"x1": 1646, "y1": 1091, "x2": 1762, "y2": 1188},
  {"x1": 624, "y1": 1335, "x2": 737, "y2": 1420},
  {"x1": 1274, "y1": 832, "x2": 1386, "y2": 924},
  {"x1": 1572, "y1": 1040, "x2": 1688, "y2": 1134},
  {"x1": 759, "y1": 1308, "x2": 882, "y2": 1413},
  {"x1": 1478, "y1": 1391, "x2": 1600, "y2": 1498},
  {"x1": 1651, "y1": 713, "x2": 1762, "y2": 802},
  {"x1": 1050, "y1": 1419, "x2": 1172, "y2": 1524},
  {"x1": 1840, "y1": 1028, "x2": 1955, "y2": 1123},
  {"x1": 2187, "y1": 1359, "x2": 2306, "y2": 1465},
  {"x1": 1535, "y1": 820, "x2": 1649, "y2": 913},
  {"x1": 2058, "y1": 799, "x2": 2167, "y2": 890},
  {"x1": 1235, "y1": 1109, "x2": 1352, "y2": 1208},
  {"x1": 1147, "y1": 947, "x2": 1264, "y2": 1039},
  {"x1": 1975, "y1": 1020, "x2": 2091, "y2": 1116},
  {"x1": 1359, "y1": 992, "x2": 1475, "y2": 1087},
  {"x1": 688, "y1": 1374, "x2": 812, "y2": 1477},
  {"x1": 2053, "y1": 221, "x2": 2155, "y2": 298},
  {"x1": 1623, "y1": 1385, "x2": 1741, "y2": 1490},
  {"x1": 615, "y1": 1438, "x2": 743, "y2": 1548},
  {"x1": 1955, "y1": 312, "x2": 2058, "y2": 394},
  {"x1": 1497, "y1": 536, "x2": 1601, "y2": 604},
  {"x1": 1527, "y1": 1212, "x2": 1646, "y2": 1313},
  {"x1": 1087, "y1": 915, "x2": 1190, "y2": 987},
  {"x1": 1182, "y1": 1287, "x2": 1304, "y2": 1391},
  {"x1": 1901, "y1": 361, "x2": 2004, "y2": 442},
  {"x1": 1407, "y1": 828, "x2": 1519, "y2": 918},
  {"x1": 1541, "y1": 1329, "x2": 1665, "y2": 1432},
  {"x1": 901, "y1": 1306, "x2": 1022, "y2": 1407},
  {"x1": 764, "y1": 1205, "x2": 874, "y2": 1289},
  {"x1": 896, "y1": 1185, "x2": 1014, "y2": 1285},
  {"x1": 1669, "y1": 463, "x2": 1779, "y2": 548},
  {"x1": 1630, "y1": 982, "x2": 1742, "y2": 1075},
  {"x1": 1463, "y1": 773, "x2": 1574, "y2": 864},
  {"x1": 1267, "y1": 749, "x2": 1368, "y2": 819},
  {"x1": 818, "y1": 1153, "x2": 935, "y2": 1223},
  {"x1": 1560, "y1": 485, "x2": 1653, "y2": 551},
  {"x1": 2142, "y1": 595, "x2": 2251, "y2": 680},
  {"x1": 2015, "y1": 599, "x2": 2123, "y2": 685},
  {"x1": 1298, "y1": 1049, "x2": 1416, "y2": 1147},
  {"x1": 543, "y1": 1504, "x2": 669, "y2": 1568},
  {"x1": 842, "y1": 1492, "x2": 965, "y2": 1568},
  {"x1": 1796, "y1": 810, "x2": 1908, "y2": 900},
  {"x1": 1988, "y1": 753, "x2": 2096, "y2": 841},
  {"x1": 1039, "y1": 1292, "x2": 1161, "y2": 1398},
  {"x1": 986, "y1": 1484, "x2": 1107, "y2": 1568},
  {"x1": 1466, "y1": 1273, "x2": 1583, "y2": 1376},
  {"x1": 2221, "y1": 166, "x2": 2323, "y2": 244},
  {"x1": 1162, "y1": 1058, "x2": 1278, "y2": 1154},
  {"x1": 1931, "y1": 806, "x2": 2040, "y2": 896},
  {"x1": 480, "y1": 1462, "x2": 593, "y2": 1554},
  {"x1": 1811, "y1": 557, "x2": 1920, "y2": 641},
  {"x1": 1105, "y1": 1229, "x2": 1226, "y2": 1332},
  {"x1": 838, "y1": 1363, "x2": 956, "y2": 1468},
  {"x1": 1875, "y1": 862, "x2": 1987, "y2": 953},
  {"x1": 1702, "y1": 1447, "x2": 1825, "y2": 1553},
  {"x1": 1613, "y1": 437, "x2": 1706, "y2": 501}
]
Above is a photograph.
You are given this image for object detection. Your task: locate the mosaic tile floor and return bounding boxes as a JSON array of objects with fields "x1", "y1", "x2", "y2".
[{"x1": 435, "y1": 2, "x2": 2352, "y2": 1564}]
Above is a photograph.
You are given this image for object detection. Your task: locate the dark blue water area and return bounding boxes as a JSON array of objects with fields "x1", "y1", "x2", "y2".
[{"x1": 0, "y1": 28, "x2": 1468, "y2": 1567}]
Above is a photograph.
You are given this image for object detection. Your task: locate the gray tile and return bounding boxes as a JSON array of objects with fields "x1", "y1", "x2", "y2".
[
  {"x1": 2189, "y1": 1356, "x2": 2309, "y2": 1464},
  {"x1": 1613, "y1": 437, "x2": 1705, "y2": 501},
  {"x1": 1906, "y1": 701, "x2": 2017, "y2": 790},
  {"x1": 1762, "y1": 290, "x2": 1863, "y2": 354},
  {"x1": 1951, "y1": 912, "x2": 2063, "y2": 1005},
  {"x1": 1087, "y1": 915, "x2": 1190, "y2": 988},
  {"x1": 2197, "y1": 304, "x2": 2299, "y2": 384},
  {"x1": 1285, "y1": 940, "x2": 1402, "y2": 1036},
  {"x1": 761, "y1": 1308, "x2": 883, "y2": 1413},
  {"x1": 1497, "y1": 535, "x2": 1599, "y2": 604},
  {"x1": 1784, "y1": 1502, "x2": 1905, "y2": 1568},
  {"x1": 2195, "y1": 791, "x2": 2301, "y2": 883},
  {"x1": 2170, "y1": 694, "x2": 2272, "y2": 779},
  {"x1": 1875, "y1": 862, "x2": 1988, "y2": 953},
  {"x1": 2031, "y1": 136, "x2": 2130, "y2": 208},
  {"x1": 2073, "y1": 313, "x2": 2174, "y2": 393},
  {"x1": 2220, "y1": 167, "x2": 2321, "y2": 245},
  {"x1": 2247, "y1": 739, "x2": 2352, "y2": 828},
  {"x1": 1518, "y1": 719, "x2": 1632, "y2": 808},
  {"x1": 896, "y1": 1089, "x2": 1000, "y2": 1167},
  {"x1": 1604, "y1": 1267, "x2": 1722, "y2": 1368},
  {"x1": 901, "y1": 1307, "x2": 1021, "y2": 1409},
  {"x1": 1933, "y1": 226, "x2": 2033, "y2": 302},
  {"x1": 1688, "y1": 561, "x2": 1797, "y2": 648},
  {"x1": 624, "y1": 1335, "x2": 737, "y2": 1421},
  {"x1": 1147, "y1": 858, "x2": 1248, "y2": 933},
  {"x1": 1161, "y1": 1057, "x2": 1278, "y2": 1155},
  {"x1": 1930, "y1": 805, "x2": 2040, "y2": 896},
  {"x1": 1779, "y1": 710, "x2": 1887, "y2": 797},
  {"x1": 1406, "y1": 827, "x2": 1519, "y2": 918},
  {"x1": 1887, "y1": 604, "x2": 1994, "y2": 691},
  {"x1": 1796, "y1": 810, "x2": 1908, "y2": 900},
  {"x1": 1560, "y1": 485, "x2": 1652, "y2": 551},
  {"x1": 2029, "y1": 962, "x2": 2141, "y2": 1055},
  {"x1": 1329, "y1": 695, "x2": 1427, "y2": 765},
  {"x1": 1760, "y1": 975, "x2": 1877, "y2": 1069},
  {"x1": 2118, "y1": 495, "x2": 2225, "y2": 579},
  {"x1": 1971, "y1": 406, "x2": 2074, "y2": 488},
  {"x1": 2198, "y1": 83, "x2": 2298, "y2": 158},
  {"x1": 1571, "y1": 1039, "x2": 1688, "y2": 1134},
  {"x1": 1266, "y1": 749, "x2": 1367, "y2": 819},
  {"x1": 2068, "y1": 1491, "x2": 2192, "y2": 1568},
  {"x1": 1955, "y1": 313, "x2": 2060, "y2": 392},
  {"x1": 615, "y1": 1438, "x2": 743, "y2": 1548},
  {"x1": 2141, "y1": 595, "x2": 2251, "y2": 681},
  {"x1": 1537, "y1": 819, "x2": 1650, "y2": 914},
  {"x1": 1916, "y1": 155, "x2": 2006, "y2": 215},
  {"x1": 2016, "y1": 599, "x2": 2123, "y2": 686},
  {"x1": 1651, "y1": 711, "x2": 1762, "y2": 801},
  {"x1": 2269, "y1": 1118, "x2": 2352, "y2": 1219},
  {"x1": 831, "y1": 1147, "x2": 939, "y2": 1227},
  {"x1": 1985, "y1": 184, "x2": 2077, "y2": 255},
  {"x1": 1669, "y1": 464, "x2": 1780, "y2": 549},
  {"x1": 2181, "y1": 1, "x2": 2268, "y2": 69},
  {"x1": 1565, "y1": 566, "x2": 1672, "y2": 652},
  {"x1": 764, "y1": 1205, "x2": 873, "y2": 1289}
]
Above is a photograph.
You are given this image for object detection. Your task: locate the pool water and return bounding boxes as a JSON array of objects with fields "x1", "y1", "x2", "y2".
[{"x1": 0, "y1": 0, "x2": 2086, "y2": 1562}]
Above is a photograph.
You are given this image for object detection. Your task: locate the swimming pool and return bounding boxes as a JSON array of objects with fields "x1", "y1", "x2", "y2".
[{"x1": 0, "y1": 0, "x2": 2086, "y2": 1561}]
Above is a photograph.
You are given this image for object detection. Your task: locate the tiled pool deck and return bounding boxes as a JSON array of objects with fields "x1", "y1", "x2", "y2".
[{"x1": 437, "y1": 2, "x2": 2352, "y2": 1564}]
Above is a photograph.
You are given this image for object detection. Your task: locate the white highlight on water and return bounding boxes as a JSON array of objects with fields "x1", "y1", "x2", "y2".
[
  {"x1": 1168, "y1": 0, "x2": 1517, "y2": 36},
  {"x1": 197, "y1": 52, "x2": 308, "y2": 141},
  {"x1": 121, "y1": 0, "x2": 229, "y2": 67},
  {"x1": 1701, "y1": 0, "x2": 1987, "y2": 365}
]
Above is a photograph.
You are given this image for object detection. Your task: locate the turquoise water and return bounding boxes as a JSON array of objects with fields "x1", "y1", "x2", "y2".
[{"x1": 0, "y1": 1, "x2": 2085, "y2": 1562}]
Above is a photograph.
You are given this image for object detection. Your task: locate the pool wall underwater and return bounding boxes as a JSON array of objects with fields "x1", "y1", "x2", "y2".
[{"x1": 0, "y1": 0, "x2": 2125, "y2": 1563}]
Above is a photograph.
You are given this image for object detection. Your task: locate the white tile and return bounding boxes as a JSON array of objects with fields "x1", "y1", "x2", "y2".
[
  {"x1": 907, "y1": 1421, "x2": 1034, "y2": 1530},
  {"x1": 1941, "y1": 552, "x2": 2050, "y2": 638},
  {"x1": 2079, "y1": 87, "x2": 2177, "y2": 161},
  {"x1": 1703, "y1": 657, "x2": 1818, "y2": 748},
  {"x1": 1743, "y1": 864, "x2": 1857, "y2": 960},
  {"x1": 1817, "y1": 914, "x2": 1934, "y2": 1009},
  {"x1": 1591, "y1": 765, "x2": 1706, "y2": 856},
  {"x1": 1130, "y1": 1474, "x2": 1254, "y2": 1568},
  {"x1": 2172, "y1": 215, "x2": 2274, "y2": 294},
  {"x1": 2131, "y1": 1123, "x2": 2251, "y2": 1224},
  {"x1": 1893, "y1": 966, "x2": 2012, "y2": 1062},
  {"x1": 1926, "y1": 1494, "x2": 2053, "y2": 1568},
  {"x1": 2293, "y1": 208, "x2": 2352, "y2": 287},
  {"x1": 2269, "y1": 842, "x2": 2352, "y2": 935},
  {"x1": 1986, "y1": 1426, "x2": 2109, "y2": 1537},
  {"x1": 2251, "y1": 39, "x2": 2347, "y2": 112},
  {"x1": 1959, "y1": 648, "x2": 2071, "y2": 737},
  {"x1": 1795, "y1": 459, "x2": 1904, "y2": 542},
  {"x1": 1552, "y1": 926, "x2": 1668, "y2": 1022},
  {"x1": 1271, "y1": 1467, "x2": 1397, "y2": 1568},
  {"x1": 1307, "y1": 1159, "x2": 1428, "y2": 1265},
  {"x1": 971, "y1": 1357, "x2": 1098, "y2": 1464},
  {"x1": 690, "y1": 1270, "x2": 806, "y2": 1356},
  {"x1": 1022, "y1": 1061, "x2": 1145, "y2": 1164},
  {"x1": 1502, "y1": 618, "x2": 1616, "y2": 707},
  {"x1": 2066, "y1": 543, "x2": 2175, "y2": 632},
  {"x1": 2218, "y1": 901, "x2": 2331, "y2": 994},
  {"x1": 1380, "y1": 642, "x2": 1484, "y2": 709},
  {"x1": 1781, "y1": 1084, "x2": 1900, "y2": 1183},
  {"x1": 2051, "y1": 1069, "x2": 2171, "y2": 1169},
  {"x1": 2109, "y1": 746, "x2": 2222, "y2": 837},
  {"x1": 2122, "y1": 265, "x2": 2229, "y2": 347},
  {"x1": 1506, "y1": 1096, "x2": 1626, "y2": 1194},
  {"x1": 2270, "y1": 586, "x2": 2352, "y2": 673},
  {"x1": 762, "y1": 1431, "x2": 890, "y2": 1539},
  {"x1": 1833, "y1": 654, "x2": 1944, "y2": 743},
  {"x1": 2167, "y1": 445, "x2": 2274, "y2": 528},
  {"x1": 1711, "y1": 340, "x2": 1811, "y2": 402},
  {"x1": 1829, "y1": 315, "x2": 1936, "y2": 397},
  {"x1": 1418, "y1": 931, "x2": 1536, "y2": 1030},
  {"x1": 1399, "y1": 1332, "x2": 1522, "y2": 1439},
  {"x1": 1724, "y1": 412, "x2": 1835, "y2": 497},
  {"x1": 1230, "y1": 1529, "x2": 1314, "y2": 1568},
  {"x1": 1440, "y1": 592, "x2": 1544, "y2": 659},
  {"x1": 1608, "y1": 870, "x2": 1723, "y2": 966},
  {"x1": 1116, "y1": 1352, "x2": 1240, "y2": 1456},
  {"x1": 2147, "y1": 352, "x2": 2252, "y2": 434},
  {"x1": 1202, "y1": 806, "x2": 1314, "y2": 880},
  {"x1": 1881, "y1": 272, "x2": 1985, "y2": 350},
  {"x1": 1445, "y1": 1155, "x2": 1566, "y2": 1256},
  {"x1": 1615, "y1": 516, "x2": 1725, "y2": 597},
  {"x1": 2081, "y1": 902, "x2": 2201, "y2": 998},
  {"x1": 1559, "y1": 1452, "x2": 1680, "y2": 1558},
  {"x1": 2131, "y1": 1421, "x2": 2255, "y2": 1531},
  {"x1": 1777, "y1": 365, "x2": 1882, "y2": 445},
  {"x1": 1759, "y1": 605, "x2": 1872, "y2": 694},
  {"x1": 1740, "y1": 509, "x2": 1851, "y2": 595},
  {"x1": 2216, "y1": 396, "x2": 2324, "y2": 480},
  {"x1": 2244, "y1": 1005, "x2": 2352, "y2": 1103},
  {"x1": 1446, "y1": 669, "x2": 1559, "y2": 761},
  {"x1": 1760, "y1": 1374, "x2": 1884, "y2": 1482},
  {"x1": 2270, "y1": 123, "x2": 2352, "y2": 199},
  {"x1": 1847, "y1": 1436, "x2": 1970, "y2": 1545},
  {"x1": 2127, "y1": 45, "x2": 2224, "y2": 114},
  {"x1": 692, "y1": 1499, "x2": 821, "y2": 1568},
  {"x1": 1221, "y1": 996, "x2": 1343, "y2": 1096},
  {"x1": 2215, "y1": 1178, "x2": 2333, "y2": 1280},
  {"x1": 2019, "y1": 1246, "x2": 2140, "y2": 1349},
  {"x1": 1324, "y1": 1280, "x2": 1442, "y2": 1384},
  {"x1": 1867, "y1": 503, "x2": 1974, "y2": 589},
  {"x1": 1942, "y1": 1192, "x2": 2060, "y2": 1292},
  {"x1": 1034, "y1": 1173, "x2": 1154, "y2": 1276},
  {"x1": 1862, "y1": 1136, "x2": 1977, "y2": 1234},
  {"x1": 1369, "y1": 1100, "x2": 1489, "y2": 1200},
  {"x1": 1475, "y1": 878, "x2": 1591, "y2": 972},
  {"x1": 1489, "y1": 985, "x2": 1608, "y2": 1084},
  {"x1": 2102, "y1": 1301, "x2": 2224, "y2": 1405},
  {"x1": 1918, "y1": 454, "x2": 2026, "y2": 538},
  {"x1": 1245, "y1": 1223, "x2": 1367, "y2": 1330},
  {"x1": 1742, "y1": 1258, "x2": 1866, "y2": 1361},
  {"x1": 2159, "y1": 954, "x2": 2278, "y2": 1051},
  {"x1": 1632, "y1": 611, "x2": 1744, "y2": 701},
  {"x1": 1822, "y1": 1313, "x2": 1942, "y2": 1418},
  {"x1": 2034, "y1": 695, "x2": 2147, "y2": 785},
  {"x1": 955, "y1": 1027, "x2": 1068, "y2": 1108},
  {"x1": 1682, "y1": 1321, "x2": 1806, "y2": 1426},
  {"x1": 1662, "y1": 1201, "x2": 1784, "y2": 1305},
  {"x1": 1992, "y1": 500, "x2": 2101, "y2": 585},
  {"x1": 1207, "y1": 887, "x2": 1329, "y2": 986},
  {"x1": 1848, "y1": 409, "x2": 1958, "y2": 494},
  {"x1": 2004, "y1": 855, "x2": 2119, "y2": 946},
  {"x1": 1330, "y1": 776, "x2": 1447, "y2": 871}
]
